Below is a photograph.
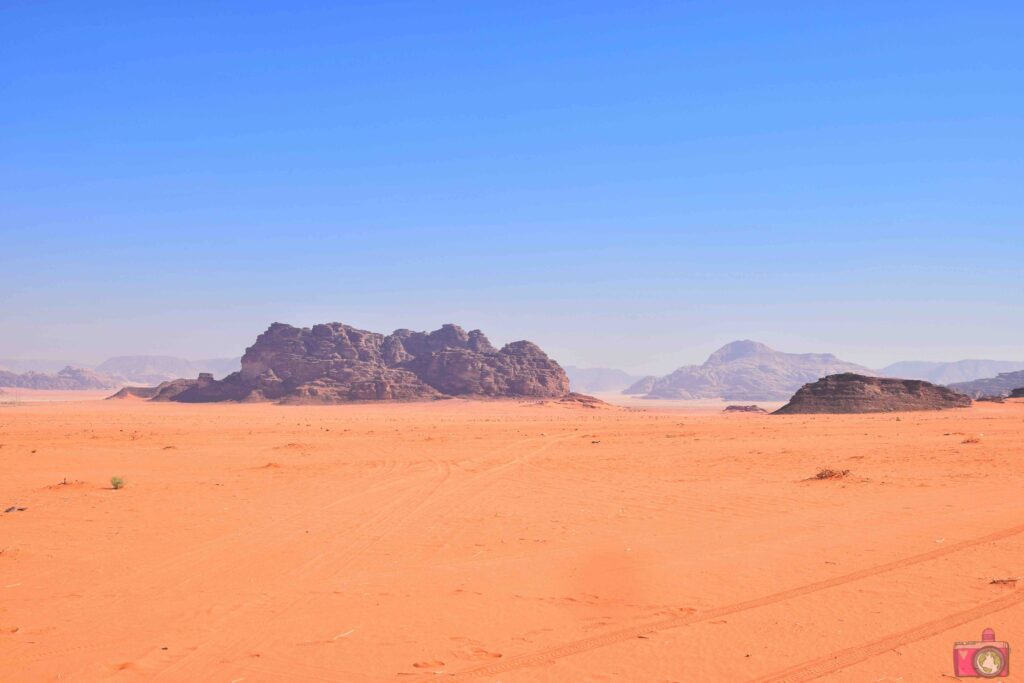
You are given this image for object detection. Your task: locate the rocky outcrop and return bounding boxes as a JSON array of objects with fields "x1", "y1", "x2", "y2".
[
  {"x1": 948, "y1": 371, "x2": 1024, "y2": 399},
  {"x1": 0, "y1": 366, "x2": 120, "y2": 390},
  {"x1": 108, "y1": 375, "x2": 213, "y2": 401},
  {"x1": 724, "y1": 404, "x2": 767, "y2": 413},
  {"x1": 634, "y1": 340, "x2": 874, "y2": 401},
  {"x1": 1010, "y1": 387, "x2": 1024, "y2": 399},
  {"x1": 553, "y1": 392, "x2": 609, "y2": 408},
  {"x1": 774, "y1": 373, "x2": 972, "y2": 414},
  {"x1": 113, "y1": 323, "x2": 570, "y2": 403}
]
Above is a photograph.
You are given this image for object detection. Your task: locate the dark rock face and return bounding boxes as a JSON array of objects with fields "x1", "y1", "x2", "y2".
[
  {"x1": 775, "y1": 373, "x2": 972, "y2": 414},
  {"x1": 116, "y1": 322, "x2": 570, "y2": 403},
  {"x1": 0, "y1": 366, "x2": 119, "y2": 390},
  {"x1": 633, "y1": 340, "x2": 874, "y2": 401},
  {"x1": 1010, "y1": 388, "x2": 1024, "y2": 399},
  {"x1": 723, "y1": 404, "x2": 767, "y2": 413},
  {"x1": 948, "y1": 371, "x2": 1024, "y2": 399}
]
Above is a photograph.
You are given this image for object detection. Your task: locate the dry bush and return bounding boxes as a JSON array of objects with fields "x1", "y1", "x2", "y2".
[{"x1": 813, "y1": 468, "x2": 850, "y2": 480}]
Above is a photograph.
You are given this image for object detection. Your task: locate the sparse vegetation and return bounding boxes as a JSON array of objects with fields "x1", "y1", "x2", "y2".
[
  {"x1": 813, "y1": 468, "x2": 850, "y2": 480},
  {"x1": 962, "y1": 437, "x2": 981, "y2": 444},
  {"x1": 111, "y1": 476, "x2": 125, "y2": 490}
]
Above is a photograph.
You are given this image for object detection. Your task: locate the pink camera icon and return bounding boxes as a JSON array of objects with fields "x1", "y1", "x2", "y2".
[{"x1": 953, "y1": 628, "x2": 1009, "y2": 678}]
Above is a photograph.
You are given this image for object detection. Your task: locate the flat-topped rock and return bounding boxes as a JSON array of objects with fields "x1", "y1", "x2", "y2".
[{"x1": 775, "y1": 373, "x2": 972, "y2": 414}]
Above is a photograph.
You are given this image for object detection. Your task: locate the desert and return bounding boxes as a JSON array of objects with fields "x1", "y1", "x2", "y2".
[
  {"x1": 2, "y1": 395, "x2": 1022, "y2": 681},
  {"x1": 6, "y1": 3, "x2": 1023, "y2": 681}
]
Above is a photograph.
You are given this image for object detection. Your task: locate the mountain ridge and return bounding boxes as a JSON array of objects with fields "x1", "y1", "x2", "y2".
[
  {"x1": 879, "y1": 359, "x2": 1024, "y2": 385},
  {"x1": 631, "y1": 340, "x2": 875, "y2": 401}
]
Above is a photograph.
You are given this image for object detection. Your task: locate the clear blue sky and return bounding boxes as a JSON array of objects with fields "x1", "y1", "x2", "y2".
[{"x1": 2, "y1": 1, "x2": 1021, "y2": 373}]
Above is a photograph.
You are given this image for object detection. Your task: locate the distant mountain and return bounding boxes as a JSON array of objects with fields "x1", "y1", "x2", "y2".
[
  {"x1": 0, "y1": 358, "x2": 82, "y2": 374},
  {"x1": 0, "y1": 366, "x2": 120, "y2": 390},
  {"x1": 564, "y1": 366, "x2": 643, "y2": 393},
  {"x1": 947, "y1": 370, "x2": 1024, "y2": 398},
  {"x1": 636, "y1": 340, "x2": 875, "y2": 401},
  {"x1": 96, "y1": 355, "x2": 240, "y2": 385},
  {"x1": 879, "y1": 359, "x2": 1024, "y2": 385},
  {"x1": 622, "y1": 375, "x2": 658, "y2": 395}
]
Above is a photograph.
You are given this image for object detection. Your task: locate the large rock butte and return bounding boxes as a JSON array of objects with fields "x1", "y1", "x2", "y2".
[
  {"x1": 111, "y1": 322, "x2": 571, "y2": 403},
  {"x1": 774, "y1": 373, "x2": 972, "y2": 414}
]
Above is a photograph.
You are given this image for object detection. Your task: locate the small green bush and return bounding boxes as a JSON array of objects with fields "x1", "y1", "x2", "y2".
[{"x1": 111, "y1": 476, "x2": 125, "y2": 490}]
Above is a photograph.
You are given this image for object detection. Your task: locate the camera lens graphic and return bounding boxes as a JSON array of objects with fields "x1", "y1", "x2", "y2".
[{"x1": 972, "y1": 646, "x2": 1005, "y2": 678}]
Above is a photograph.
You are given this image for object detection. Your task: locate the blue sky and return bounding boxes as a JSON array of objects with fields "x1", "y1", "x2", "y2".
[{"x1": 2, "y1": 1, "x2": 1021, "y2": 373}]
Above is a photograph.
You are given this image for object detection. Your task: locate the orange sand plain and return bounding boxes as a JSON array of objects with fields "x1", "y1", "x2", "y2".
[{"x1": 1, "y1": 398, "x2": 1023, "y2": 682}]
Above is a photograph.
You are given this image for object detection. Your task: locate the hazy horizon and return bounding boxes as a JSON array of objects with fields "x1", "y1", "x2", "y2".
[
  {"x1": 3, "y1": 3, "x2": 1021, "y2": 375},
  {"x1": 3, "y1": 328, "x2": 1023, "y2": 379}
]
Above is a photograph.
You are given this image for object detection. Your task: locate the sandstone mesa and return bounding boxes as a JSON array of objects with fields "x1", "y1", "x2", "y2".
[
  {"x1": 112, "y1": 322, "x2": 571, "y2": 403},
  {"x1": 774, "y1": 373, "x2": 973, "y2": 414}
]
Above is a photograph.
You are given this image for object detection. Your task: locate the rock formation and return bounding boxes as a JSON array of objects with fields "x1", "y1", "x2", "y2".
[
  {"x1": 0, "y1": 366, "x2": 120, "y2": 390},
  {"x1": 774, "y1": 373, "x2": 972, "y2": 414},
  {"x1": 112, "y1": 323, "x2": 571, "y2": 403},
  {"x1": 1010, "y1": 387, "x2": 1024, "y2": 399},
  {"x1": 948, "y1": 370, "x2": 1024, "y2": 399},
  {"x1": 632, "y1": 340, "x2": 874, "y2": 401},
  {"x1": 723, "y1": 404, "x2": 767, "y2": 413}
]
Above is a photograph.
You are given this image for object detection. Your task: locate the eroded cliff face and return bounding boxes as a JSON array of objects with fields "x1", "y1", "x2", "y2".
[
  {"x1": 114, "y1": 322, "x2": 570, "y2": 403},
  {"x1": 774, "y1": 373, "x2": 972, "y2": 414}
]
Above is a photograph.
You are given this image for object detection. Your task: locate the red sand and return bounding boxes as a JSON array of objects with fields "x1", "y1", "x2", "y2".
[{"x1": 1, "y1": 398, "x2": 1022, "y2": 681}]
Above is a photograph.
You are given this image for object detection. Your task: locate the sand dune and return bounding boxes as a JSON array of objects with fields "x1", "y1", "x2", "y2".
[{"x1": 1, "y1": 398, "x2": 1022, "y2": 681}]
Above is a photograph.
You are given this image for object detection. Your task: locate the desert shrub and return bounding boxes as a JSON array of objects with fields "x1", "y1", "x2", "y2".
[
  {"x1": 814, "y1": 468, "x2": 850, "y2": 480},
  {"x1": 111, "y1": 476, "x2": 125, "y2": 490}
]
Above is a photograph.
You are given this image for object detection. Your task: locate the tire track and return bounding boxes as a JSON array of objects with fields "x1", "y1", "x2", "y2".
[
  {"x1": 152, "y1": 434, "x2": 556, "y2": 680},
  {"x1": 751, "y1": 587, "x2": 1024, "y2": 682},
  {"x1": 213, "y1": 435, "x2": 576, "y2": 680},
  {"x1": 149, "y1": 457, "x2": 454, "y2": 681},
  {"x1": 448, "y1": 521, "x2": 1024, "y2": 679}
]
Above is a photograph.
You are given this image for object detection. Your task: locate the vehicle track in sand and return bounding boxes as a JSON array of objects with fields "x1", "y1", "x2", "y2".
[
  {"x1": 750, "y1": 586, "x2": 1024, "y2": 682},
  {"x1": 445, "y1": 520, "x2": 1024, "y2": 679},
  {"x1": 148, "y1": 434, "x2": 577, "y2": 681}
]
